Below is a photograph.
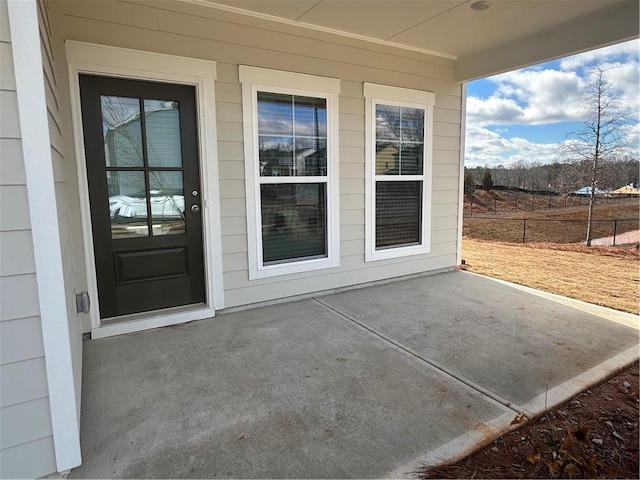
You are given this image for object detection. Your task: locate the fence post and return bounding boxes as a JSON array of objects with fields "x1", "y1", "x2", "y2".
[
  {"x1": 613, "y1": 220, "x2": 617, "y2": 246},
  {"x1": 531, "y1": 192, "x2": 535, "y2": 211},
  {"x1": 522, "y1": 219, "x2": 527, "y2": 244}
]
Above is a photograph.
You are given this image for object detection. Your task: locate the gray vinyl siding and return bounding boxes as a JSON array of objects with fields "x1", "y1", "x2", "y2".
[
  {"x1": 59, "y1": 0, "x2": 462, "y2": 309},
  {"x1": 0, "y1": 1, "x2": 56, "y2": 477}
]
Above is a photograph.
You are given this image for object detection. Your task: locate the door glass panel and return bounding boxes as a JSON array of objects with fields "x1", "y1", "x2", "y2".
[
  {"x1": 149, "y1": 171, "x2": 185, "y2": 235},
  {"x1": 101, "y1": 96, "x2": 143, "y2": 167},
  {"x1": 144, "y1": 99, "x2": 183, "y2": 167},
  {"x1": 108, "y1": 171, "x2": 149, "y2": 238}
]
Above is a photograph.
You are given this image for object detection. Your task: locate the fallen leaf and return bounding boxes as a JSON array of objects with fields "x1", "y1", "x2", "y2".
[
  {"x1": 564, "y1": 462, "x2": 579, "y2": 479},
  {"x1": 527, "y1": 451, "x2": 541, "y2": 464},
  {"x1": 544, "y1": 459, "x2": 564, "y2": 475},
  {"x1": 510, "y1": 412, "x2": 527, "y2": 426}
]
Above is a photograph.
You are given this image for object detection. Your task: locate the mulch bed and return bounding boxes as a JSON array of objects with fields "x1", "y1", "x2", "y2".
[{"x1": 418, "y1": 364, "x2": 639, "y2": 479}]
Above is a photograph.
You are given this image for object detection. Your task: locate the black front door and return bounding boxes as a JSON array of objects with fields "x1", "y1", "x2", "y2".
[{"x1": 79, "y1": 75, "x2": 205, "y2": 320}]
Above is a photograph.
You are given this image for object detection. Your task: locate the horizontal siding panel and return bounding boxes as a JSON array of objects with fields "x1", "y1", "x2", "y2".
[
  {"x1": 217, "y1": 121, "x2": 243, "y2": 142},
  {"x1": 432, "y1": 177, "x2": 460, "y2": 191},
  {"x1": 433, "y1": 107, "x2": 460, "y2": 124},
  {"x1": 0, "y1": 274, "x2": 40, "y2": 321},
  {"x1": 0, "y1": 397, "x2": 52, "y2": 449},
  {"x1": 340, "y1": 80, "x2": 362, "y2": 99},
  {"x1": 218, "y1": 160, "x2": 245, "y2": 180},
  {"x1": 339, "y1": 130, "x2": 364, "y2": 148},
  {"x1": 152, "y1": 9, "x2": 455, "y2": 81},
  {"x1": 215, "y1": 82, "x2": 241, "y2": 103},
  {"x1": 341, "y1": 193, "x2": 364, "y2": 211},
  {"x1": 222, "y1": 252, "x2": 248, "y2": 273},
  {"x1": 0, "y1": 357, "x2": 48, "y2": 407},
  {"x1": 432, "y1": 215, "x2": 458, "y2": 230},
  {"x1": 0, "y1": 317, "x2": 44, "y2": 365},
  {"x1": 0, "y1": 1, "x2": 10, "y2": 42},
  {"x1": 431, "y1": 202, "x2": 459, "y2": 217},
  {"x1": 217, "y1": 140, "x2": 244, "y2": 161},
  {"x1": 62, "y1": 0, "x2": 160, "y2": 30},
  {"x1": 340, "y1": 97, "x2": 364, "y2": 115},
  {"x1": 221, "y1": 234, "x2": 248, "y2": 255},
  {"x1": 0, "y1": 139, "x2": 26, "y2": 185},
  {"x1": 220, "y1": 216, "x2": 247, "y2": 236},
  {"x1": 0, "y1": 185, "x2": 31, "y2": 231},
  {"x1": 0, "y1": 435, "x2": 56, "y2": 479},
  {"x1": 433, "y1": 136, "x2": 460, "y2": 151},
  {"x1": 339, "y1": 113, "x2": 364, "y2": 132},
  {"x1": 339, "y1": 146, "x2": 364, "y2": 163},
  {"x1": 220, "y1": 198, "x2": 246, "y2": 218},
  {"x1": 341, "y1": 239, "x2": 363, "y2": 256},
  {"x1": 0, "y1": 42, "x2": 15, "y2": 90},
  {"x1": 433, "y1": 122, "x2": 461, "y2": 138},
  {"x1": 340, "y1": 209, "x2": 364, "y2": 226},
  {"x1": 215, "y1": 62, "x2": 239, "y2": 83},
  {"x1": 341, "y1": 224, "x2": 364, "y2": 242},
  {"x1": 219, "y1": 179, "x2": 245, "y2": 199},
  {"x1": 435, "y1": 94, "x2": 462, "y2": 110},
  {"x1": 0, "y1": 91, "x2": 20, "y2": 138},
  {"x1": 433, "y1": 149, "x2": 462, "y2": 165},
  {"x1": 433, "y1": 162, "x2": 462, "y2": 177},
  {"x1": 0, "y1": 230, "x2": 35, "y2": 276},
  {"x1": 216, "y1": 101, "x2": 243, "y2": 123},
  {"x1": 340, "y1": 178, "x2": 364, "y2": 195},
  {"x1": 339, "y1": 162, "x2": 364, "y2": 179}
]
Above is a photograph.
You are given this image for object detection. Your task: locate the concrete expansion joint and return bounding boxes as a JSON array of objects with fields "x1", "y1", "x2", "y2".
[{"x1": 311, "y1": 297, "x2": 523, "y2": 415}]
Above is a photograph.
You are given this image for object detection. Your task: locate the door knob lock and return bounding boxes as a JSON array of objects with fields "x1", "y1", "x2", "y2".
[{"x1": 191, "y1": 204, "x2": 200, "y2": 213}]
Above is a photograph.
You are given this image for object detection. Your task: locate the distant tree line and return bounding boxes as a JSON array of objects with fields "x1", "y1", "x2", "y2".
[{"x1": 465, "y1": 158, "x2": 639, "y2": 194}]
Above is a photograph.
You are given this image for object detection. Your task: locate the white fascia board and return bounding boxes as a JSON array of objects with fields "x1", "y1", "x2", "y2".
[
  {"x1": 7, "y1": 0, "x2": 81, "y2": 472},
  {"x1": 456, "y1": 0, "x2": 640, "y2": 82}
]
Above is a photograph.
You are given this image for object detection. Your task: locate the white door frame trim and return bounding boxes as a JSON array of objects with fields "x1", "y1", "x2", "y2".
[{"x1": 66, "y1": 41, "x2": 224, "y2": 338}]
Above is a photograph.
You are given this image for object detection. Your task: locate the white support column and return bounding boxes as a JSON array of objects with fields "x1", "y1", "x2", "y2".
[{"x1": 7, "y1": 0, "x2": 82, "y2": 472}]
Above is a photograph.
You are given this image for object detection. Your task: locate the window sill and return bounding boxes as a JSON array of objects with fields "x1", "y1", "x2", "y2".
[
  {"x1": 365, "y1": 243, "x2": 430, "y2": 262},
  {"x1": 250, "y1": 256, "x2": 340, "y2": 280}
]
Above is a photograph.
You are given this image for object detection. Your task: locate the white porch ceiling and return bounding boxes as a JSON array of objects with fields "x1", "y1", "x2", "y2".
[{"x1": 201, "y1": 0, "x2": 639, "y2": 80}]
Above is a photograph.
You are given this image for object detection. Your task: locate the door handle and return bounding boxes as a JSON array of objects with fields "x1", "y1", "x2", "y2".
[{"x1": 191, "y1": 204, "x2": 200, "y2": 213}]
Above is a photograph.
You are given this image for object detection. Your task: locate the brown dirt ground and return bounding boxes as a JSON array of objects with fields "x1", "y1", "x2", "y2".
[
  {"x1": 461, "y1": 239, "x2": 640, "y2": 314},
  {"x1": 418, "y1": 364, "x2": 639, "y2": 479}
]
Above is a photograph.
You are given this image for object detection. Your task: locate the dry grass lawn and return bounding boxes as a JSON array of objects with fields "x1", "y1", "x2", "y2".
[{"x1": 462, "y1": 239, "x2": 640, "y2": 314}]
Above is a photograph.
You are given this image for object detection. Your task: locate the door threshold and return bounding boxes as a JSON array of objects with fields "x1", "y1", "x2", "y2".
[{"x1": 91, "y1": 303, "x2": 215, "y2": 339}]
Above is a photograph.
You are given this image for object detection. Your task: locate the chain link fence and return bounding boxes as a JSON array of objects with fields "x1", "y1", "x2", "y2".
[{"x1": 463, "y1": 217, "x2": 639, "y2": 245}]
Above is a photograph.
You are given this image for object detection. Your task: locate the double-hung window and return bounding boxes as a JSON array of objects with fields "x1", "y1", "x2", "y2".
[
  {"x1": 364, "y1": 83, "x2": 434, "y2": 262},
  {"x1": 239, "y1": 66, "x2": 340, "y2": 279}
]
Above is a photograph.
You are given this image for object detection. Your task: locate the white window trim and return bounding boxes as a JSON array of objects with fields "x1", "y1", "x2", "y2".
[
  {"x1": 66, "y1": 41, "x2": 224, "y2": 338},
  {"x1": 364, "y1": 83, "x2": 435, "y2": 262},
  {"x1": 239, "y1": 66, "x2": 341, "y2": 279}
]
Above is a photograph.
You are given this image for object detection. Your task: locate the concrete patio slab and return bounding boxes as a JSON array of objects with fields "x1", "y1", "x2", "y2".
[
  {"x1": 319, "y1": 271, "x2": 639, "y2": 409},
  {"x1": 71, "y1": 271, "x2": 639, "y2": 479}
]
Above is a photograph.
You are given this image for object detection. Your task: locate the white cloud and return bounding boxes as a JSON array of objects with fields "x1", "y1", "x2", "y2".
[{"x1": 465, "y1": 39, "x2": 639, "y2": 167}]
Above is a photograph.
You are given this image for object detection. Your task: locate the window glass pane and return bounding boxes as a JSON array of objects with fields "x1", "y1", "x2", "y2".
[
  {"x1": 261, "y1": 183, "x2": 326, "y2": 264},
  {"x1": 376, "y1": 181, "x2": 422, "y2": 248},
  {"x1": 294, "y1": 138, "x2": 327, "y2": 176},
  {"x1": 258, "y1": 92, "x2": 293, "y2": 135},
  {"x1": 376, "y1": 105, "x2": 400, "y2": 140},
  {"x1": 376, "y1": 140, "x2": 400, "y2": 175},
  {"x1": 144, "y1": 99, "x2": 183, "y2": 168},
  {"x1": 101, "y1": 96, "x2": 143, "y2": 168},
  {"x1": 375, "y1": 104, "x2": 424, "y2": 175},
  {"x1": 108, "y1": 171, "x2": 149, "y2": 238},
  {"x1": 259, "y1": 136, "x2": 294, "y2": 176},
  {"x1": 400, "y1": 107, "x2": 424, "y2": 142},
  {"x1": 149, "y1": 171, "x2": 185, "y2": 235},
  {"x1": 294, "y1": 96, "x2": 327, "y2": 137}
]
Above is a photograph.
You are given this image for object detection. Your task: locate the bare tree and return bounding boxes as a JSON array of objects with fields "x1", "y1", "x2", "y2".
[{"x1": 561, "y1": 64, "x2": 631, "y2": 246}]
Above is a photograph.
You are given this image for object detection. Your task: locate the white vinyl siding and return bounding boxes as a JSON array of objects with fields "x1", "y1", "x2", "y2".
[
  {"x1": 364, "y1": 83, "x2": 435, "y2": 262},
  {"x1": 58, "y1": 0, "x2": 462, "y2": 308},
  {"x1": 0, "y1": 1, "x2": 56, "y2": 477}
]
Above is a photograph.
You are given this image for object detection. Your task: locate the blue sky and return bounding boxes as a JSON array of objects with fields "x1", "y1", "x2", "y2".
[{"x1": 465, "y1": 39, "x2": 639, "y2": 167}]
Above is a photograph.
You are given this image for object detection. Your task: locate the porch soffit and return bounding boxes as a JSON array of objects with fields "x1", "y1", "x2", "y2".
[{"x1": 184, "y1": 0, "x2": 639, "y2": 81}]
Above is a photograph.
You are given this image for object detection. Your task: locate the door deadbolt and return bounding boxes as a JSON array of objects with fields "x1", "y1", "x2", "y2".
[
  {"x1": 191, "y1": 205, "x2": 200, "y2": 213},
  {"x1": 192, "y1": 190, "x2": 198, "y2": 197}
]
